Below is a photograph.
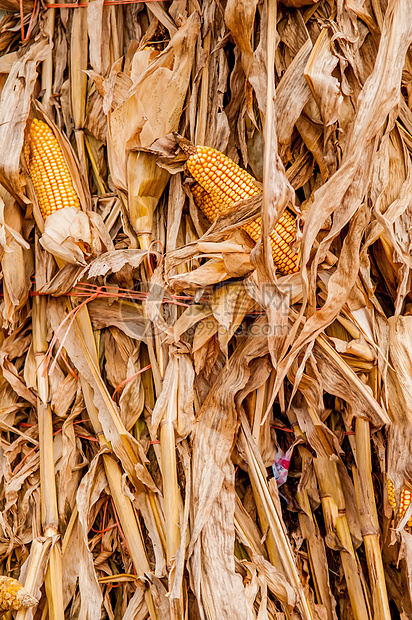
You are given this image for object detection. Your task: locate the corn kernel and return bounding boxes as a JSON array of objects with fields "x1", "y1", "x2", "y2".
[
  {"x1": 387, "y1": 478, "x2": 412, "y2": 526},
  {"x1": 0, "y1": 576, "x2": 37, "y2": 612}
]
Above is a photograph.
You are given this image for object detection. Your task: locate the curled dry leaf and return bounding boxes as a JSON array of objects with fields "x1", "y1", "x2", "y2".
[{"x1": 87, "y1": 248, "x2": 147, "y2": 278}]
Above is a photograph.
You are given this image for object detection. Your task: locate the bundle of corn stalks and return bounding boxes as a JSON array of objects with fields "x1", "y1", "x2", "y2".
[{"x1": 0, "y1": 0, "x2": 411, "y2": 618}]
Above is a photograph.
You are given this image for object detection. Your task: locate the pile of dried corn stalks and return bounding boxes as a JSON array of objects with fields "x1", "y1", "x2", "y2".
[{"x1": 0, "y1": 0, "x2": 411, "y2": 617}]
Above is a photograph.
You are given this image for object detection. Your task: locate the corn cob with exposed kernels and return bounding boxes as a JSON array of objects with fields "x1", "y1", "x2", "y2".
[
  {"x1": 24, "y1": 119, "x2": 80, "y2": 219},
  {"x1": 387, "y1": 478, "x2": 412, "y2": 526},
  {"x1": 190, "y1": 182, "x2": 220, "y2": 220},
  {"x1": 184, "y1": 145, "x2": 300, "y2": 275},
  {"x1": 0, "y1": 576, "x2": 37, "y2": 614}
]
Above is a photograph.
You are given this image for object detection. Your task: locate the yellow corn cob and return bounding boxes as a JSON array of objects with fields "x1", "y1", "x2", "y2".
[
  {"x1": 190, "y1": 182, "x2": 221, "y2": 219},
  {"x1": 0, "y1": 576, "x2": 37, "y2": 613},
  {"x1": 387, "y1": 478, "x2": 412, "y2": 526},
  {"x1": 184, "y1": 145, "x2": 300, "y2": 275},
  {"x1": 24, "y1": 118, "x2": 80, "y2": 219}
]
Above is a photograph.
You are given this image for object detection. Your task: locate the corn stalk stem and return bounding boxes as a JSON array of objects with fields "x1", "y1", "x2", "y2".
[
  {"x1": 70, "y1": 305, "x2": 161, "y2": 619},
  {"x1": 240, "y1": 415, "x2": 314, "y2": 620},
  {"x1": 32, "y1": 293, "x2": 63, "y2": 619},
  {"x1": 74, "y1": 130, "x2": 89, "y2": 191},
  {"x1": 296, "y1": 487, "x2": 336, "y2": 620},
  {"x1": 262, "y1": 0, "x2": 277, "y2": 269},
  {"x1": 160, "y1": 421, "x2": 181, "y2": 563},
  {"x1": 70, "y1": 7, "x2": 88, "y2": 131},
  {"x1": 40, "y1": 247, "x2": 161, "y2": 614},
  {"x1": 314, "y1": 456, "x2": 371, "y2": 620},
  {"x1": 354, "y1": 417, "x2": 391, "y2": 620},
  {"x1": 84, "y1": 133, "x2": 107, "y2": 195},
  {"x1": 363, "y1": 534, "x2": 391, "y2": 619},
  {"x1": 37, "y1": 401, "x2": 58, "y2": 533},
  {"x1": 70, "y1": 5, "x2": 89, "y2": 186},
  {"x1": 44, "y1": 545, "x2": 63, "y2": 620},
  {"x1": 196, "y1": 30, "x2": 210, "y2": 146},
  {"x1": 160, "y1": 367, "x2": 181, "y2": 564},
  {"x1": 80, "y1": 373, "x2": 159, "y2": 620},
  {"x1": 234, "y1": 494, "x2": 267, "y2": 558},
  {"x1": 41, "y1": 8, "x2": 55, "y2": 115},
  {"x1": 249, "y1": 475, "x2": 284, "y2": 568},
  {"x1": 16, "y1": 539, "x2": 52, "y2": 620}
]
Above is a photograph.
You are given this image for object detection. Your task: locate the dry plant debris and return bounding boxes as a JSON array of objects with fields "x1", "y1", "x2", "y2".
[{"x1": 0, "y1": 0, "x2": 410, "y2": 618}]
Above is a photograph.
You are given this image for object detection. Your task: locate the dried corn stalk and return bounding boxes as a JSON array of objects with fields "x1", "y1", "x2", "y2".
[{"x1": 0, "y1": 0, "x2": 410, "y2": 618}]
